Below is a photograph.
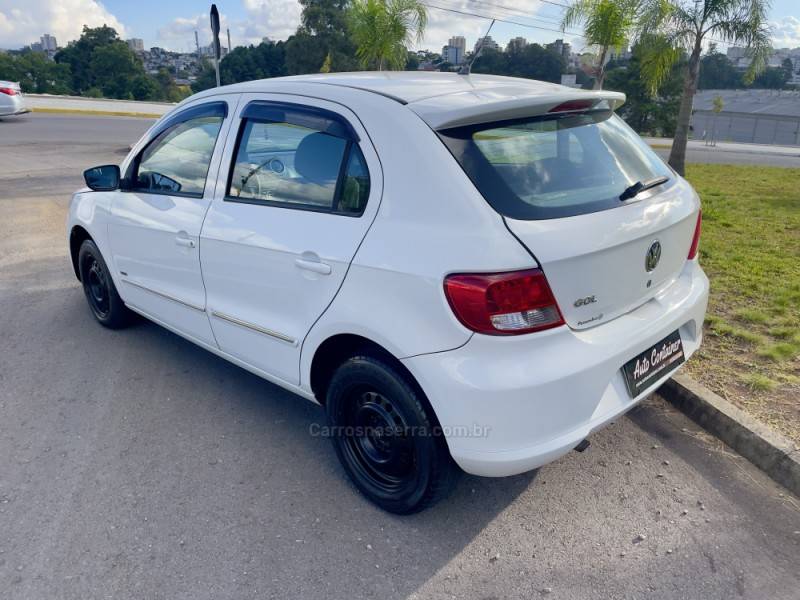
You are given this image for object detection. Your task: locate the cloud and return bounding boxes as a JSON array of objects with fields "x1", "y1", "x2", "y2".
[
  {"x1": 157, "y1": 0, "x2": 301, "y2": 52},
  {"x1": 241, "y1": 0, "x2": 303, "y2": 42},
  {"x1": 770, "y1": 16, "x2": 800, "y2": 49},
  {"x1": 0, "y1": 0, "x2": 125, "y2": 49}
]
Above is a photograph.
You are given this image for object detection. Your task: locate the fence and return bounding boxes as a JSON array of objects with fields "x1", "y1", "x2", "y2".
[{"x1": 691, "y1": 109, "x2": 800, "y2": 146}]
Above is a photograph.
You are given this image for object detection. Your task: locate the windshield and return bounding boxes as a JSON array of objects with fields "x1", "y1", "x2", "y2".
[{"x1": 438, "y1": 111, "x2": 672, "y2": 220}]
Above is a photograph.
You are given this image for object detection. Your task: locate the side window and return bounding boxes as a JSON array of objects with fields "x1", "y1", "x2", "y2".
[
  {"x1": 227, "y1": 111, "x2": 370, "y2": 215},
  {"x1": 340, "y1": 145, "x2": 370, "y2": 214},
  {"x1": 133, "y1": 115, "x2": 223, "y2": 196}
]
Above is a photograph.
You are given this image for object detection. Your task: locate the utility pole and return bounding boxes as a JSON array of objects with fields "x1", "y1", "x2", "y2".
[
  {"x1": 210, "y1": 4, "x2": 221, "y2": 87},
  {"x1": 227, "y1": 28, "x2": 231, "y2": 54}
]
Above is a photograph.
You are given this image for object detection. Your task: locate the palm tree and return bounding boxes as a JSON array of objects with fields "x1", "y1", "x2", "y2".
[
  {"x1": 561, "y1": 0, "x2": 640, "y2": 89},
  {"x1": 348, "y1": 0, "x2": 427, "y2": 70},
  {"x1": 636, "y1": 0, "x2": 771, "y2": 175}
]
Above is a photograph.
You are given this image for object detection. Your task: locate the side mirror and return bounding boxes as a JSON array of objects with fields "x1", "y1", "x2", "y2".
[{"x1": 84, "y1": 165, "x2": 120, "y2": 191}]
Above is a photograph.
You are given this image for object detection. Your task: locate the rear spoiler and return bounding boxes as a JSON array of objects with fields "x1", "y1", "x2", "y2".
[{"x1": 411, "y1": 89, "x2": 626, "y2": 130}]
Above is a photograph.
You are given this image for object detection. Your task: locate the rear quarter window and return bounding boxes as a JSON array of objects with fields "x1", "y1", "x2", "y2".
[{"x1": 438, "y1": 111, "x2": 672, "y2": 220}]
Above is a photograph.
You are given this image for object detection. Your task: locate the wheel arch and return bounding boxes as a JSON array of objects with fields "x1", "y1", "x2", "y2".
[
  {"x1": 308, "y1": 333, "x2": 426, "y2": 407},
  {"x1": 69, "y1": 225, "x2": 93, "y2": 281}
]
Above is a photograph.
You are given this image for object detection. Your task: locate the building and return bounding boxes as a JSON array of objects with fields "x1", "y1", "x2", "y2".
[
  {"x1": 727, "y1": 46, "x2": 800, "y2": 86},
  {"x1": 126, "y1": 38, "x2": 145, "y2": 53},
  {"x1": 507, "y1": 37, "x2": 528, "y2": 52},
  {"x1": 40, "y1": 34, "x2": 57, "y2": 52},
  {"x1": 198, "y1": 42, "x2": 229, "y2": 59},
  {"x1": 441, "y1": 36, "x2": 466, "y2": 65},
  {"x1": 140, "y1": 47, "x2": 204, "y2": 79},
  {"x1": 546, "y1": 38, "x2": 572, "y2": 61},
  {"x1": 474, "y1": 36, "x2": 499, "y2": 53},
  {"x1": 726, "y1": 46, "x2": 749, "y2": 69},
  {"x1": 607, "y1": 44, "x2": 631, "y2": 62},
  {"x1": 27, "y1": 34, "x2": 58, "y2": 59}
]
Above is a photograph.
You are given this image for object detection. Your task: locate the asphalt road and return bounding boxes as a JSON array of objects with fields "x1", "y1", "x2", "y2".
[
  {"x1": 651, "y1": 145, "x2": 800, "y2": 167},
  {"x1": 1, "y1": 113, "x2": 799, "y2": 600}
]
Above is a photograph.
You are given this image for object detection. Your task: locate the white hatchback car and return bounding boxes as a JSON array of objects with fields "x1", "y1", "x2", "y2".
[{"x1": 68, "y1": 72, "x2": 707, "y2": 513}]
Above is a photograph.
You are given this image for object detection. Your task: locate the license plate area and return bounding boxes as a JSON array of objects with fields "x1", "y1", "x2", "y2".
[{"x1": 622, "y1": 330, "x2": 685, "y2": 398}]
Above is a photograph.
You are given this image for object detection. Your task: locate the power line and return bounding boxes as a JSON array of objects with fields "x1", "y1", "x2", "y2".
[
  {"x1": 421, "y1": 2, "x2": 585, "y2": 38},
  {"x1": 462, "y1": 0, "x2": 568, "y2": 27},
  {"x1": 465, "y1": 0, "x2": 570, "y2": 16},
  {"x1": 426, "y1": 1, "x2": 764, "y2": 55}
]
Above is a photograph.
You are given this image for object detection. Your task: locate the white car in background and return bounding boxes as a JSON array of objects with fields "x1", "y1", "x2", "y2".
[
  {"x1": 67, "y1": 72, "x2": 707, "y2": 514},
  {"x1": 0, "y1": 81, "x2": 29, "y2": 117}
]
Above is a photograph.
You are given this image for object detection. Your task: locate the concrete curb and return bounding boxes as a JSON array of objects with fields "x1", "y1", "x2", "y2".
[
  {"x1": 661, "y1": 373, "x2": 800, "y2": 496},
  {"x1": 644, "y1": 137, "x2": 800, "y2": 159}
]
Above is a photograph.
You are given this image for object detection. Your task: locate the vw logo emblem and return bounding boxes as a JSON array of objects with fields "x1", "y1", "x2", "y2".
[{"x1": 645, "y1": 240, "x2": 662, "y2": 272}]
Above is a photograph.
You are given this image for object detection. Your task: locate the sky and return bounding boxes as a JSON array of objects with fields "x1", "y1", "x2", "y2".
[{"x1": 0, "y1": 0, "x2": 799, "y2": 54}]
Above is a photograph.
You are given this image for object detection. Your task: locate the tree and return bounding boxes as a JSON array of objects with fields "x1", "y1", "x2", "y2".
[
  {"x1": 286, "y1": 0, "x2": 358, "y2": 74},
  {"x1": 192, "y1": 41, "x2": 288, "y2": 92},
  {"x1": 55, "y1": 25, "x2": 121, "y2": 94},
  {"x1": 698, "y1": 47, "x2": 743, "y2": 89},
  {"x1": 472, "y1": 45, "x2": 564, "y2": 83},
  {"x1": 0, "y1": 50, "x2": 72, "y2": 94},
  {"x1": 54, "y1": 25, "x2": 160, "y2": 100},
  {"x1": 781, "y1": 57, "x2": 794, "y2": 81},
  {"x1": 348, "y1": 0, "x2": 427, "y2": 70},
  {"x1": 561, "y1": 0, "x2": 639, "y2": 89},
  {"x1": 750, "y1": 65, "x2": 789, "y2": 89},
  {"x1": 405, "y1": 51, "x2": 420, "y2": 71},
  {"x1": 636, "y1": 0, "x2": 771, "y2": 175},
  {"x1": 89, "y1": 42, "x2": 142, "y2": 99},
  {"x1": 130, "y1": 74, "x2": 159, "y2": 100},
  {"x1": 320, "y1": 52, "x2": 333, "y2": 72},
  {"x1": 507, "y1": 44, "x2": 564, "y2": 82},
  {"x1": 605, "y1": 42, "x2": 685, "y2": 136}
]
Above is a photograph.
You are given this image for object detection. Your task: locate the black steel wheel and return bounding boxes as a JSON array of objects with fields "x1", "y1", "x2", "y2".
[
  {"x1": 78, "y1": 239, "x2": 132, "y2": 329},
  {"x1": 326, "y1": 353, "x2": 458, "y2": 514}
]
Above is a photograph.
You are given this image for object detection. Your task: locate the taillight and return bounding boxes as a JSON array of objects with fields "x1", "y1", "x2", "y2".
[
  {"x1": 548, "y1": 99, "x2": 595, "y2": 113},
  {"x1": 0, "y1": 87, "x2": 19, "y2": 96},
  {"x1": 687, "y1": 210, "x2": 702, "y2": 260},
  {"x1": 444, "y1": 269, "x2": 565, "y2": 335}
]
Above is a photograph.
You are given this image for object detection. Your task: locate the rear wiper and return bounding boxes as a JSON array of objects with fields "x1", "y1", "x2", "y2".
[{"x1": 619, "y1": 176, "x2": 669, "y2": 201}]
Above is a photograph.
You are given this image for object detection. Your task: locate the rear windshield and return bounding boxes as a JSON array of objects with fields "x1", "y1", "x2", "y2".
[{"x1": 438, "y1": 111, "x2": 672, "y2": 220}]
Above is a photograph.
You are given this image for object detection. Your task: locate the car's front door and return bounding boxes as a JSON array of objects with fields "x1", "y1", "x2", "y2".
[
  {"x1": 109, "y1": 99, "x2": 236, "y2": 346},
  {"x1": 200, "y1": 94, "x2": 382, "y2": 385}
]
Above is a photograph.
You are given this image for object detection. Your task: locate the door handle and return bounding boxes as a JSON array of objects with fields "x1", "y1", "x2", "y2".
[
  {"x1": 295, "y1": 258, "x2": 332, "y2": 275},
  {"x1": 175, "y1": 236, "x2": 196, "y2": 248}
]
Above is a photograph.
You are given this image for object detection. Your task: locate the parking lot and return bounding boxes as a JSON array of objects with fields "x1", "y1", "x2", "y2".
[{"x1": 1, "y1": 113, "x2": 798, "y2": 599}]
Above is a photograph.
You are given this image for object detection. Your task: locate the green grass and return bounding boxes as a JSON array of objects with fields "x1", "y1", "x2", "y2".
[
  {"x1": 757, "y1": 342, "x2": 800, "y2": 362},
  {"x1": 744, "y1": 373, "x2": 779, "y2": 392},
  {"x1": 684, "y1": 164, "x2": 800, "y2": 441}
]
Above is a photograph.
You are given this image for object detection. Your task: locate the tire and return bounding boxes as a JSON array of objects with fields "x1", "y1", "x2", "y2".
[
  {"x1": 326, "y1": 353, "x2": 458, "y2": 514},
  {"x1": 78, "y1": 239, "x2": 132, "y2": 329}
]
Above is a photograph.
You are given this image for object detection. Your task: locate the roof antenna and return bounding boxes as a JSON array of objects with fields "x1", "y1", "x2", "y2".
[{"x1": 459, "y1": 19, "x2": 496, "y2": 75}]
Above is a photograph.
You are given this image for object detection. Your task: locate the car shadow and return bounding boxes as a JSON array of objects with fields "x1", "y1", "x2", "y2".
[{"x1": 0, "y1": 271, "x2": 536, "y2": 599}]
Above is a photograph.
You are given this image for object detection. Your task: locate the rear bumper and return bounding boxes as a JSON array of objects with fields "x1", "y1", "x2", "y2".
[
  {"x1": 402, "y1": 260, "x2": 709, "y2": 477},
  {"x1": 0, "y1": 96, "x2": 28, "y2": 116}
]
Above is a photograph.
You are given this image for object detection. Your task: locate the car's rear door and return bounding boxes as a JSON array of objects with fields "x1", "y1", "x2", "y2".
[
  {"x1": 200, "y1": 93, "x2": 382, "y2": 385},
  {"x1": 109, "y1": 98, "x2": 237, "y2": 345}
]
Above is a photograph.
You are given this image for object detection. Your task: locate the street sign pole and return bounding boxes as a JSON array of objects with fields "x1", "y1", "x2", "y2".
[{"x1": 210, "y1": 4, "x2": 222, "y2": 87}]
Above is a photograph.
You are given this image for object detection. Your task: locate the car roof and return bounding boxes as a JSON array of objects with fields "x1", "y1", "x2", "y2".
[{"x1": 192, "y1": 71, "x2": 626, "y2": 130}]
